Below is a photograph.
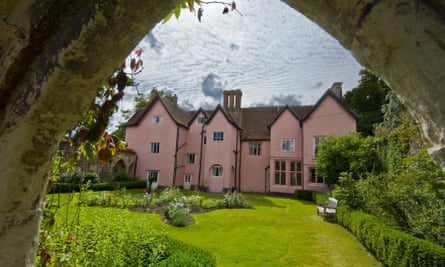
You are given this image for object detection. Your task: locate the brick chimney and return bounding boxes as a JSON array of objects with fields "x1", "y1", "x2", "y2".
[
  {"x1": 149, "y1": 87, "x2": 158, "y2": 101},
  {"x1": 223, "y1": 89, "x2": 242, "y2": 109},
  {"x1": 165, "y1": 94, "x2": 178, "y2": 104},
  {"x1": 330, "y1": 82, "x2": 343, "y2": 98}
]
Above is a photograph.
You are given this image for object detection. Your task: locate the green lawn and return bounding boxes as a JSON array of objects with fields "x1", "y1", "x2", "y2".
[
  {"x1": 163, "y1": 194, "x2": 381, "y2": 267},
  {"x1": 46, "y1": 191, "x2": 382, "y2": 267}
]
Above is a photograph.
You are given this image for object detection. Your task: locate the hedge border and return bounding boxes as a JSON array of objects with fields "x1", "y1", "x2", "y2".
[
  {"x1": 49, "y1": 181, "x2": 147, "y2": 193},
  {"x1": 337, "y1": 205, "x2": 445, "y2": 266}
]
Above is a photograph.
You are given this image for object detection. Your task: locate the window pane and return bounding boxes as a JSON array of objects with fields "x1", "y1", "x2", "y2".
[
  {"x1": 212, "y1": 165, "x2": 223, "y2": 176},
  {"x1": 150, "y1": 142, "x2": 160, "y2": 153},
  {"x1": 186, "y1": 153, "x2": 195, "y2": 164},
  {"x1": 213, "y1": 132, "x2": 224, "y2": 141},
  {"x1": 281, "y1": 139, "x2": 295, "y2": 151}
]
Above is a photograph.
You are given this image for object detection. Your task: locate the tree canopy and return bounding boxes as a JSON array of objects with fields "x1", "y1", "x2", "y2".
[{"x1": 343, "y1": 69, "x2": 390, "y2": 136}]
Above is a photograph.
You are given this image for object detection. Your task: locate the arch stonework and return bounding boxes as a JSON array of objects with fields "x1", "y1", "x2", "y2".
[
  {"x1": 1, "y1": 0, "x2": 445, "y2": 265},
  {"x1": 284, "y1": 0, "x2": 445, "y2": 168}
]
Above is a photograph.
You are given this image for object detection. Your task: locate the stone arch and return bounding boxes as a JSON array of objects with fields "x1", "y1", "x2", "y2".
[
  {"x1": 112, "y1": 159, "x2": 126, "y2": 175},
  {"x1": 283, "y1": 0, "x2": 445, "y2": 168},
  {"x1": 2, "y1": 1, "x2": 445, "y2": 263}
]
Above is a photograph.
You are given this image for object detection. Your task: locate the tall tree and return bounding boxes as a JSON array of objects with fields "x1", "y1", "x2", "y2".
[{"x1": 343, "y1": 69, "x2": 390, "y2": 136}]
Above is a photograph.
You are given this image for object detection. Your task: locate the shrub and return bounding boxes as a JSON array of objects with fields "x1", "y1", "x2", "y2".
[
  {"x1": 39, "y1": 207, "x2": 215, "y2": 266},
  {"x1": 158, "y1": 238, "x2": 216, "y2": 267},
  {"x1": 220, "y1": 191, "x2": 249, "y2": 208},
  {"x1": 294, "y1": 189, "x2": 318, "y2": 202},
  {"x1": 157, "y1": 187, "x2": 183, "y2": 206},
  {"x1": 69, "y1": 171, "x2": 99, "y2": 184},
  {"x1": 113, "y1": 171, "x2": 134, "y2": 182},
  {"x1": 166, "y1": 202, "x2": 192, "y2": 226},
  {"x1": 337, "y1": 205, "x2": 445, "y2": 266}
]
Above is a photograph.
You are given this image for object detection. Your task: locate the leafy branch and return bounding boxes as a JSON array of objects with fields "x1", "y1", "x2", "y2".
[{"x1": 164, "y1": 0, "x2": 241, "y2": 23}]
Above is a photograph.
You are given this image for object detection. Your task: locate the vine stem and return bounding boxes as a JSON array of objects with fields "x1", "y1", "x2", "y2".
[{"x1": 200, "y1": 1, "x2": 243, "y2": 16}]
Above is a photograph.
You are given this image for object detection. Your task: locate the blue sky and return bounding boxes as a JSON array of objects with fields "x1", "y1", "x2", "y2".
[{"x1": 112, "y1": 0, "x2": 363, "y2": 128}]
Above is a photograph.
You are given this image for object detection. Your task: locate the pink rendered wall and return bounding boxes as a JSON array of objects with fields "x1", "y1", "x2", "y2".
[
  {"x1": 202, "y1": 111, "x2": 239, "y2": 192},
  {"x1": 240, "y1": 140, "x2": 270, "y2": 192},
  {"x1": 269, "y1": 110, "x2": 303, "y2": 194},
  {"x1": 125, "y1": 101, "x2": 177, "y2": 187},
  {"x1": 181, "y1": 112, "x2": 206, "y2": 188},
  {"x1": 174, "y1": 126, "x2": 188, "y2": 187},
  {"x1": 303, "y1": 95, "x2": 356, "y2": 192}
]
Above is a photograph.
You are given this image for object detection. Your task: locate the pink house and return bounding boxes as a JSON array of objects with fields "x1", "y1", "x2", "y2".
[{"x1": 125, "y1": 83, "x2": 357, "y2": 193}]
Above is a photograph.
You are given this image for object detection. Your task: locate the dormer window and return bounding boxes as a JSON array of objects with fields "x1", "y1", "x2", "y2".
[{"x1": 152, "y1": 115, "x2": 163, "y2": 124}]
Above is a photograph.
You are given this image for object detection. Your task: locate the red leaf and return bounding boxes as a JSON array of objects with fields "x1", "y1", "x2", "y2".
[
  {"x1": 222, "y1": 7, "x2": 229, "y2": 14},
  {"x1": 231, "y1": 1, "x2": 236, "y2": 11},
  {"x1": 134, "y1": 49, "x2": 143, "y2": 57}
]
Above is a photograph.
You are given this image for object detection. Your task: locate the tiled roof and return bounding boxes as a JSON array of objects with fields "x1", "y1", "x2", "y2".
[
  {"x1": 126, "y1": 89, "x2": 356, "y2": 140},
  {"x1": 125, "y1": 94, "x2": 191, "y2": 128},
  {"x1": 126, "y1": 108, "x2": 146, "y2": 126},
  {"x1": 239, "y1": 107, "x2": 281, "y2": 140}
]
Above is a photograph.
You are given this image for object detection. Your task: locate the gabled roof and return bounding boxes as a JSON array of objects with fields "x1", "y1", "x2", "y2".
[
  {"x1": 302, "y1": 89, "x2": 358, "y2": 121},
  {"x1": 205, "y1": 105, "x2": 242, "y2": 130},
  {"x1": 126, "y1": 88, "x2": 356, "y2": 141},
  {"x1": 187, "y1": 108, "x2": 208, "y2": 127},
  {"x1": 267, "y1": 105, "x2": 314, "y2": 129},
  {"x1": 125, "y1": 93, "x2": 191, "y2": 128}
]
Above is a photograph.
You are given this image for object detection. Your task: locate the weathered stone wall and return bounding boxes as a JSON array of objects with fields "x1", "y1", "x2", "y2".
[
  {"x1": 0, "y1": 1, "x2": 179, "y2": 265},
  {"x1": 285, "y1": 0, "x2": 445, "y2": 169}
]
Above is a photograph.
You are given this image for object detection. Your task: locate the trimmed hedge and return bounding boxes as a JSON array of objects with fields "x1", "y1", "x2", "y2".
[
  {"x1": 158, "y1": 237, "x2": 216, "y2": 266},
  {"x1": 337, "y1": 205, "x2": 445, "y2": 266},
  {"x1": 294, "y1": 189, "x2": 327, "y2": 203},
  {"x1": 49, "y1": 180, "x2": 147, "y2": 193}
]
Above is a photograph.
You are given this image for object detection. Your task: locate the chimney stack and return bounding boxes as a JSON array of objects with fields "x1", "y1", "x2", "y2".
[
  {"x1": 149, "y1": 87, "x2": 158, "y2": 101},
  {"x1": 223, "y1": 89, "x2": 242, "y2": 109},
  {"x1": 330, "y1": 82, "x2": 343, "y2": 98}
]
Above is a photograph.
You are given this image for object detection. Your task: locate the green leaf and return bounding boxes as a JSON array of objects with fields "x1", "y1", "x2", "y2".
[
  {"x1": 163, "y1": 11, "x2": 173, "y2": 23},
  {"x1": 174, "y1": 5, "x2": 181, "y2": 19}
]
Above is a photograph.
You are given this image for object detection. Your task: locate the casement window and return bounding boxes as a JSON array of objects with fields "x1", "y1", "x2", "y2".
[
  {"x1": 211, "y1": 165, "x2": 223, "y2": 177},
  {"x1": 309, "y1": 168, "x2": 324, "y2": 184},
  {"x1": 281, "y1": 139, "x2": 295, "y2": 151},
  {"x1": 313, "y1": 136, "x2": 325, "y2": 159},
  {"x1": 184, "y1": 174, "x2": 192, "y2": 183},
  {"x1": 290, "y1": 161, "x2": 302, "y2": 186},
  {"x1": 213, "y1": 131, "x2": 224, "y2": 141},
  {"x1": 146, "y1": 170, "x2": 159, "y2": 183},
  {"x1": 150, "y1": 142, "x2": 160, "y2": 154},
  {"x1": 249, "y1": 143, "x2": 262, "y2": 156},
  {"x1": 185, "y1": 153, "x2": 196, "y2": 164},
  {"x1": 197, "y1": 116, "x2": 205, "y2": 124},
  {"x1": 274, "y1": 160, "x2": 286, "y2": 185},
  {"x1": 152, "y1": 115, "x2": 163, "y2": 124}
]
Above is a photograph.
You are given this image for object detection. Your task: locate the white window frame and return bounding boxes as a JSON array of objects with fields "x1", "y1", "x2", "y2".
[
  {"x1": 274, "y1": 160, "x2": 286, "y2": 185},
  {"x1": 211, "y1": 165, "x2": 223, "y2": 177},
  {"x1": 185, "y1": 153, "x2": 196, "y2": 164},
  {"x1": 150, "y1": 142, "x2": 160, "y2": 154},
  {"x1": 152, "y1": 115, "x2": 163, "y2": 124},
  {"x1": 313, "y1": 136, "x2": 325, "y2": 159},
  {"x1": 147, "y1": 170, "x2": 159, "y2": 183},
  {"x1": 213, "y1": 131, "x2": 224, "y2": 142},
  {"x1": 184, "y1": 173, "x2": 192, "y2": 183},
  {"x1": 281, "y1": 139, "x2": 295, "y2": 151},
  {"x1": 290, "y1": 161, "x2": 302, "y2": 186},
  {"x1": 249, "y1": 143, "x2": 262, "y2": 156}
]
